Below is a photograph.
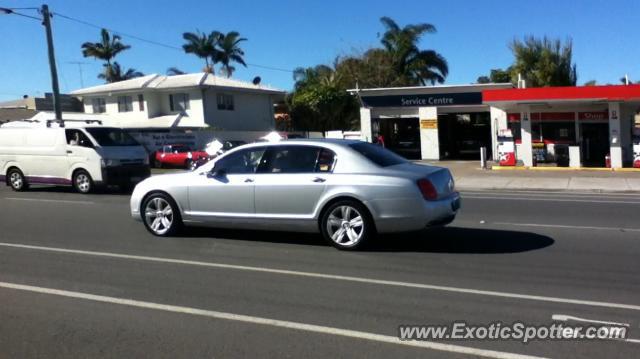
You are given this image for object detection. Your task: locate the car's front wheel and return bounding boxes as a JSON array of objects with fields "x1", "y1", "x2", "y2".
[
  {"x1": 320, "y1": 200, "x2": 374, "y2": 250},
  {"x1": 142, "y1": 193, "x2": 182, "y2": 236},
  {"x1": 73, "y1": 170, "x2": 93, "y2": 194}
]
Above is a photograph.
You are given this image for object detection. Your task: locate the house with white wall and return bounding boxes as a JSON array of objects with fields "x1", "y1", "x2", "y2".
[{"x1": 70, "y1": 73, "x2": 285, "y2": 131}]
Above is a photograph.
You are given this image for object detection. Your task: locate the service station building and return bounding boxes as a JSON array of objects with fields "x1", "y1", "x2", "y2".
[{"x1": 352, "y1": 84, "x2": 640, "y2": 168}]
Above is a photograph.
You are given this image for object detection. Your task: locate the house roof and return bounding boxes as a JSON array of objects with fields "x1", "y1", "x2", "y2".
[
  {"x1": 0, "y1": 108, "x2": 39, "y2": 124},
  {"x1": 21, "y1": 111, "x2": 207, "y2": 129},
  {"x1": 71, "y1": 73, "x2": 285, "y2": 96}
]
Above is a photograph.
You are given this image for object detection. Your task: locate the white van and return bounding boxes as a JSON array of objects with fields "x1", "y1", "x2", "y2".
[{"x1": 0, "y1": 119, "x2": 150, "y2": 193}]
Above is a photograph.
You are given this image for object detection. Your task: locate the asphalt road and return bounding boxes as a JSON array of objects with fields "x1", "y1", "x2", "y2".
[{"x1": 1, "y1": 185, "x2": 639, "y2": 358}]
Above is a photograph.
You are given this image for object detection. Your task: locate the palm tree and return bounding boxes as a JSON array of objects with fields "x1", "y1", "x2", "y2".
[
  {"x1": 293, "y1": 64, "x2": 334, "y2": 89},
  {"x1": 378, "y1": 17, "x2": 448, "y2": 85},
  {"x1": 215, "y1": 31, "x2": 247, "y2": 78},
  {"x1": 509, "y1": 36, "x2": 577, "y2": 87},
  {"x1": 81, "y1": 29, "x2": 131, "y2": 78},
  {"x1": 98, "y1": 62, "x2": 143, "y2": 83},
  {"x1": 182, "y1": 31, "x2": 219, "y2": 73},
  {"x1": 166, "y1": 67, "x2": 186, "y2": 76}
]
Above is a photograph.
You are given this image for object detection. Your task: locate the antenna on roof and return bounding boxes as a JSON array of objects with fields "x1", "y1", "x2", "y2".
[{"x1": 252, "y1": 76, "x2": 262, "y2": 86}]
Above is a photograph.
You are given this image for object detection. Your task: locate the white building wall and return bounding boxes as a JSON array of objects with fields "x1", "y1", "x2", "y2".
[{"x1": 202, "y1": 90, "x2": 275, "y2": 131}]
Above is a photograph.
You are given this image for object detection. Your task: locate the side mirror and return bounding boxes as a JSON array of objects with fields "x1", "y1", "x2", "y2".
[{"x1": 209, "y1": 167, "x2": 226, "y2": 178}]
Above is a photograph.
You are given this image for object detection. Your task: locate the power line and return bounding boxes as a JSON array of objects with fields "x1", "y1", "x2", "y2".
[
  {"x1": 0, "y1": 7, "x2": 41, "y2": 21},
  {"x1": 52, "y1": 11, "x2": 294, "y2": 73}
]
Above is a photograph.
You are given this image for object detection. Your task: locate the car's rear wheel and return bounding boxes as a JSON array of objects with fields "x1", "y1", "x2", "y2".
[
  {"x1": 8, "y1": 168, "x2": 28, "y2": 191},
  {"x1": 142, "y1": 193, "x2": 182, "y2": 236},
  {"x1": 320, "y1": 200, "x2": 373, "y2": 250}
]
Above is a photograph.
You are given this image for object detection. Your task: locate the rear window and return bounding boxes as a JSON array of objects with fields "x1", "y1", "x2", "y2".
[{"x1": 349, "y1": 142, "x2": 407, "y2": 167}]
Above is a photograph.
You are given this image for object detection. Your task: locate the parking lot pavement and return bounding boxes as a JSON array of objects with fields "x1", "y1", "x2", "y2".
[{"x1": 1, "y1": 185, "x2": 639, "y2": 358}]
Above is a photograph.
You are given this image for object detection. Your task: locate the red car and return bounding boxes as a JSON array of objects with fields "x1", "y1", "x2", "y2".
[{"x1": 154, "y1": 144, "x2": 209, "y2": 169}]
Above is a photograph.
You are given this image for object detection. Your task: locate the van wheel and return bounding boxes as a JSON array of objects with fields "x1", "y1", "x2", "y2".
[
  {"x1": 320, "y1": 200, "x2": 374, "y2": 250},
  {"x1": 8, "y1": 169, "x2": 28, "y2": 191},
  {"x1": 73, "y1": 170, "x2": 93, "y2": 194}
]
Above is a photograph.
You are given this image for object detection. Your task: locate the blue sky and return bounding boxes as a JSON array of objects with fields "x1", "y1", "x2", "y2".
[{"x1": 0, "y1": 0, "x2": 638, "y2": 101}]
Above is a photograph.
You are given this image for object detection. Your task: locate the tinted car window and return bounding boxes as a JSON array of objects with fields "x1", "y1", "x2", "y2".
[
  {"x1": 85, "y1": 128, "x2": 139, "y2": 147},
  {"x1": 316, "y1": 148, "x2": 337, "y2": 172},
  {"x1": 260, "y1": 146, "x2": 321, "y2": 173},
  {"x1": 349, "y1": 142, "x2": 407, "y2": 167},
  {"x1": 214, "y1": 148, "x2": 265, "y2": 174}
]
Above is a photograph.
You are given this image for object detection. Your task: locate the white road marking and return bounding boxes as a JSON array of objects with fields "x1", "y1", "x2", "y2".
[
  {"x1": 493, "y1": 222, "x2": 640, "y2": 233},
  {"x1": 461, "y1": 190, "x2": 640, "y2": 199},
  {"x1": 4, "y1": 197, "x2": 95, "y2": 205},
  {"x1": 552, "y1": 314, "x2": 640, "y2": 345},
  {"x1": 552, "y1": 314, "x2": 630, "y2": 327},
  {"x1": 1, "y1": 241, "x2": 639, "y2": 312},
  {"x1": 0, "y1": 282, "x2": 545, "y2": 359},
  {"x1": 463, "y1": 195, "x2": 640, "y2": 204}
]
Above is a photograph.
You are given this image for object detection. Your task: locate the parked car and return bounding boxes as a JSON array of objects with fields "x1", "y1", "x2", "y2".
[
  {"x1": 189, "y1": 140, "x2": 248, "y2": 171},
  {"x1": 154, "y1": 144, "x2": 208, "y2": 169},
  {"x1": 131, "y1": 139, "x2": 460, "y2": 250},
  {"x1": 0, "y1": 120, "x2": 150, "y2": 193}
]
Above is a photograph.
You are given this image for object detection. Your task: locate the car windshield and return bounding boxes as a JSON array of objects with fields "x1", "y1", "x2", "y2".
[
  {"x1": 349, "y1": 142, "x2": 407, "y2": 167},
  {"x1": 171, "y1": 145, "x2": 192, "y2": 152},
  {"x1": 85, "y1": 128, "x2": 140, "y2": 147}
]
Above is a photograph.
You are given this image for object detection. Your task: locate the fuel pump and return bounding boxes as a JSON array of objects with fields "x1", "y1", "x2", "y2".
[
  {"x1": 497, "y1": 129, "x2": 516, "y2": 166},
  {"x1": 633, "y1": 128, "x2": 640, "y2": 168}
]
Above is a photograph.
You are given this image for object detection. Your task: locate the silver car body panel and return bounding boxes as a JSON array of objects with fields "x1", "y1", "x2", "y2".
[{"x1": 131, "y1": 139, "x2": 460, "y2": 233}]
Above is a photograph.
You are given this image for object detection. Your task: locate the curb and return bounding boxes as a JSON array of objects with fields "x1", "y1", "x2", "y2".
[
  {"x1": 491, "y1": 166, "x2": 640, "y2": 172},
  {"x1": 457, "y1": 186, "x2": 640, "y2": 194}
]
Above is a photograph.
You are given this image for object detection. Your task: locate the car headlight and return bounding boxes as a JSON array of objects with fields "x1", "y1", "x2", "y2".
[
  {"x1": 100, "y1": 159, "x2": 117, "y2": 167},
  {"x1": 187, "y1": 152, "x2": 193, "y2": 159}
]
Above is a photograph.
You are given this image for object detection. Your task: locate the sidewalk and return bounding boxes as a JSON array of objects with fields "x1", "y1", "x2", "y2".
[{"x1": 417, "y1": 161, "x2": 640, "y2": 193}]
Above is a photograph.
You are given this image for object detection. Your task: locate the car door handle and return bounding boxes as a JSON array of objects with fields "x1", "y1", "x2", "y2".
[
  {"x1": 312, "y1": 177, "x2": 326, "y2": 183},
  {"x1": 244, "y1": 178, "x2": 254, "y2": 183},
  {"x1": 67, "y1": 150, "x2": 73, "y2": 154}
]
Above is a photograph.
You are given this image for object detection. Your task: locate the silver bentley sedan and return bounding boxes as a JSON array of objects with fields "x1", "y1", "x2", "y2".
[{"x1": 130, "y1": 139, "x2": 460, "y2": 250}]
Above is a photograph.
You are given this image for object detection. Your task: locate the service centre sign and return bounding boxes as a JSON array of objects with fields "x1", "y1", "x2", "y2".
[{"x1": 361, "y1": 92, "x2": 482, "y2": 107}]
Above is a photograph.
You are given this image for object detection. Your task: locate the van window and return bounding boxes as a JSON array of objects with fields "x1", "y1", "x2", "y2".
[
  {"x1": 85, "y1": 128, "x2": 139, "y2": 147},
  {"x1": 65, "y1": 129, "x2": 94, "y2": 148}
]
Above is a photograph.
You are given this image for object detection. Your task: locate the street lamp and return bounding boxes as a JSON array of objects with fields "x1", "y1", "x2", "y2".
[{"x1": 0, "y1": 5, "x2": 62, "y2": 120}]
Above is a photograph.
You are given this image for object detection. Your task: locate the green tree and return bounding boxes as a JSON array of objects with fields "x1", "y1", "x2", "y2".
[
  {"x1": 509, "y1": 35, "x2": 577, "y2": 87},
  {"x1": 215, "y1": 31, "x2": 247, "y2": 78},
  {"x1": 81, "y1": 29, "x2": 132, "y2": 82},
  {"x1": 584, "y1": 80, "x2": 597, "y2": 86},
  {"x1": 289, "y1": 63, "x2": 359, "y2": 131},
  {"x1": 477, "y1": 68, "x2": 513, "y2": 84},
  {"x1": 378, "y1": 17, "x2": 448, "y2": 85},
  {"x1": 182, "y1": 30, "x2": 218, "y2": 73},
  {"x1": 98, "y1": 62, "x2": 143, "y2": 83}
]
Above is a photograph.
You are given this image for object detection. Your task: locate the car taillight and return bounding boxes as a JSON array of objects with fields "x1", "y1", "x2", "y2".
[{"x1": 417, "y1": 178, "x2": 438, "y2": 200}]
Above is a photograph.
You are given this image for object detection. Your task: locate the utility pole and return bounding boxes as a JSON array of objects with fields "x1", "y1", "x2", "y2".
[{"x1": 41, "y1": 4, "x2": 62, "y2": 120}]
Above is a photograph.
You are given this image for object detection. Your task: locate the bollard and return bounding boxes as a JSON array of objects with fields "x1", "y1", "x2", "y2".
[{"x1": 480, "y1": 147, "x2": 487, "y2": 169}]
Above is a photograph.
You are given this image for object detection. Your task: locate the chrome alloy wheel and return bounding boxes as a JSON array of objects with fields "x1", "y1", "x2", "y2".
[
  {"x1": 326, "y1": 205, "x2": 364, "y2": 246},
  {"x1": 9, "y1": 171, "x2": 23, "y2": 190},
  {"x1": 144, "y1": 197, "x2": 174, "y2": 235},
  {"x1": 75, "y1": 173, "x2": 91, "y2": 193}
]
